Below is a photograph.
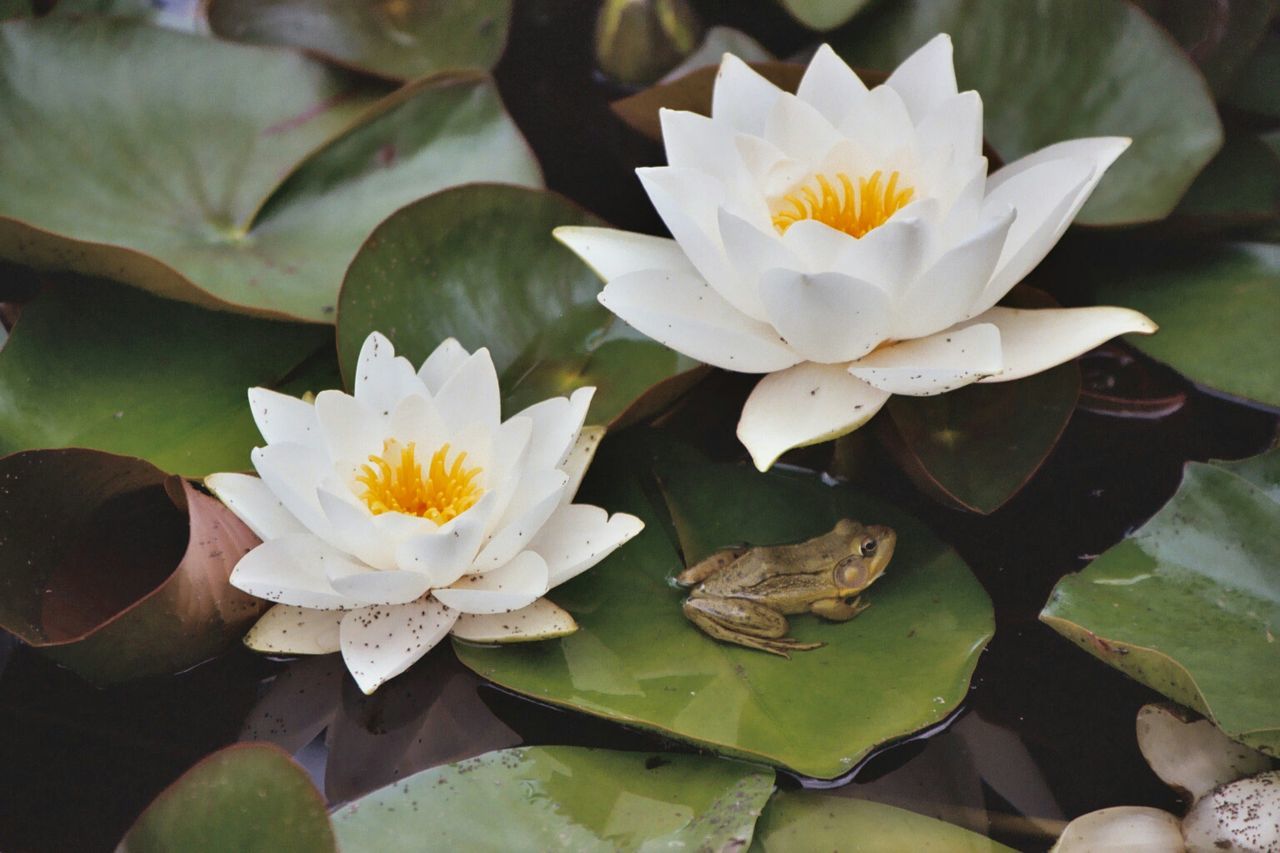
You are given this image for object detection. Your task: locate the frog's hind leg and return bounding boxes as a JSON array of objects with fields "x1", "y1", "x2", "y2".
[
  {"x1": 675, "y1": 546, "x2": 748, "y2": 587},
  {"x1": 682, "y1": 596, "x2": 824, "y2": 658}
]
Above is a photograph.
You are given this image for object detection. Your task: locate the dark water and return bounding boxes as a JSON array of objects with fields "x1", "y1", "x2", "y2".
[{"x1": 1, "y1": 2, "x2": 1278, "y2": 851}]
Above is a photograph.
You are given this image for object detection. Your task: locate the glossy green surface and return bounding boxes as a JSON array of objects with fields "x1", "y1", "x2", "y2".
[
  {"x1": 1174, "y1": 133, "x2": 1280, "y2": 226},
  {"x1": 336, "y1": 184, "x2": 692, "y2": 425},
  {"x1": 835, "y1": 0, "x2": 1223, "y2": 225},
  {"x1": 0, "y1": 278, "x2": 332, "y2": 477},
  {"x1": 749, "y1": 791, "x2": 1015, "y2": 852},
  {"x1": 1042, "y1": 451, "x2": 1280, "y2": 755},
  {"x1": 0, "y1": 18, "x2": 539, "y2": 322},
  {"x1": 331, "y1": 746, "x2": 775, "y2": 852},
  {"x1": 1138, "y1": 0, "x2": 1275, "y2": 95},
  {"x1": 1094, "y1": 242, "x2": 1280, "y2": 407},
  {"x1": 207, "y1": 0, "x2": 511, "y2": 80},
  {"x1": 118, "y1": 744, "x2": 336, "y2": 853},
  {"x1": 455, "y1": 432, "x2": 994, "y2": 779},
  {"x1": 775, "y1": 0, "x2": 873, "y2": 31}
]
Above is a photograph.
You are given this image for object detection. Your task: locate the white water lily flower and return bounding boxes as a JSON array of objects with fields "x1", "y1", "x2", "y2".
[
  {"x1": 206, "y1": 332, "x2": 644, "y2": 694},
  {"x1": 555, "y1": 36, "x2": 1157, "y2": 470}
]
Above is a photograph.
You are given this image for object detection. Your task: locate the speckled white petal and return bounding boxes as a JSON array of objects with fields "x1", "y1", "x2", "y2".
[
  {"x1": 339, "y1": 597, "x2": 459, "y2": 694},
  {"x1": 530, "y1": 504, "x2": 645, "y2": 588},
  {"x1": 796, "y1": 44, "x2": 869, "y2": 127},
  {"x1": 250, "y1": 442, "x2": 330, "y2": 538},
  {"x1": 1053, "y1": 807, "x2": 1185, "y2": 853},
  {"x1": 353, "y1": 332, "x2": 425, "y2": 417},
  {"x1": 737, "y1": 362, "x2": 890, "y2": 471},
  {"x1": 434, "y1": 348, "x2": 501, "y2": 433},
  {"x1": 848, "y1": 322, "x2": 1003, "y2": 395},
  {"x1": 315, "y1": 487, "x2": 396, "y2": 570},
  {"x1": 893, "y1": 205, "x2": 1015, "y2": 339},
  {"x1": 758, "y1": 268, "x2": 892, "y2": 364},
  {"x1": 553, "y1": 226, "x2": 696, "y2": 283},
  {"x1": 247, "y1": 388, "x2": 321, "y2": 450},
  {"x1": 388, "y1": 392, "x2": 446, "y2": 452},
  {"x1": 883, "y1": 34, "x2": 958, "y2": 124},
  {"x1": 560, "y1": 426, "x2": 605, "y2": 503},
  {"x1": 450, "y1": 598, "x2": 578, "y2": 644},
  {"x1": 230, "y1": 534, "x2": 359, "y2": 610},
  {"x1": 328, "y1": 567, "x2": 434, "y2": 607},
  {"x1": 475, "y1": 470, "x2": 570, "y2": 571},
  {"x1": 417, "y1": 337, "x2": 470, "y2": 395},
  {"x1": 244, "y1": 605, "x2": 342, "y2": 655},
  {"x1": 764, "y1": 93, "x2": 845, "y2": 167},
  {"x1": 712, "y1": 52, "x2": 784, "y2": 136},
  {"x1": 393, "y1": 491, "x2": 497, "y2": 587},
  {"x1": 598, "y1": 268, "x2": 802, "y2": 373},
  {"x1": 205, "y1": 472, "x2": 307, "y2": 541},
  {"x1": 432, "y1": 551, "x2": 549, "y2": 615},
  {"x1": 515, "y1": 387, "x2": 593, "y2": 475},
  {"x1": 314, "y1": 389, "x2": 383, "y2": 464},
  {"x1": 970, "y1": 306, "x2": 1157, "y2": 384}
]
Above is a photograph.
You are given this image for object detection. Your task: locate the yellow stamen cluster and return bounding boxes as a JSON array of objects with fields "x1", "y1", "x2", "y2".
[
  {"x1": 356, "y1": 440, "x2": 483, "y2": 524},
  {"x1": 772, "y1": 170, "x2": 914, "y2": 239}
]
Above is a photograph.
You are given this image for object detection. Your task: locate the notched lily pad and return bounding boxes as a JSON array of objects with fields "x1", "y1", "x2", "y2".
[
  {"x1": 455, "y1": 432, "x2": 994, "y2": 779},
  {"x1": 1041, "y1": 449, "x2": 1280, "y2": 755},
  {"x1": 330, "y1": 746, "x2": 776, "y2": 852},
  {"x1": 0, "y1": 449, "x2": 268, "y2": 684},
  {"x1": 336, "y1": 184, "x2": 696, "y2": 426}
]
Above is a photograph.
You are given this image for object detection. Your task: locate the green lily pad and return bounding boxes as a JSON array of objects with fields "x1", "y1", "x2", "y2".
[
  {"x1": 336, "y1": 184, "x2": 695, "y2": 426},
  {"x1": 834, "y1": 0, "x2": 1223, "y2": 225},
  {"x1": 118, "y1": 743, "x2": 335, "y2": 852},
  {"x1": 1137, "y1": 0, "x2": 1276, "y2": 96},
  {"x1": 206, "y1": 0, "x2": 511, "y2": 81},
  {"x1": 775, "y1": 0, "x2": 873, "y2": 32},
  {"x1": 1093, "y1": 242, "x2": 1280, "y2": 408},
  {"x1": 0, "y1": 449, "x2": 268, "y2": 683},
  {"x1": 455, "y1": 432, "x2": 994, "y2": 779},
  {"x1": 0, "y1": 276, "x2": 333, "y2": 477},
  {"x1": 1226, "y1": 30, "x2": 1280, "y2": 118},
  {"x1": 331, "y1": 746, "x2": 775, "y2": 852},
  {"x1": 0, "y1": 18, "x2": 540, "y2": 322},
  {"x1": 1172, "y1": 132, "x2": 1280, "y2": 227},
  {"x1": 749, "y1": 791, "x2": 1015, "y2": 852},
  {"x1": 1041, "y1": 450, "x2": 1280, "y2": 756}
]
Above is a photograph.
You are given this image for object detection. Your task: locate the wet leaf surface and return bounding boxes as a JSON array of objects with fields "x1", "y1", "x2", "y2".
[
  {"x1": 330, "y1": 746, "x2": 775, "y2": 852},
  {"x1": 774, "y1": 0, "x2": 874, "y2": 32},
  {"x1": 1172, "y1": 132, "x2": 1280, "y2": 228}
]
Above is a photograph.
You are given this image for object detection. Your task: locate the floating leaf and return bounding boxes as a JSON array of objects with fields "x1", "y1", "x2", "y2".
[
  {"x1": 455, "y1": 432, "x2": 993, "y2": 779},
  {"x1": 1172, "y1": 132, "x2": 1280, "y2": 228},
  {"x1": 1137, "y1": 0, "x2": 1276, "y2": 95},
  {"x1": 1093, "y1": 242, "x2": 1280, "y2": 408},
  {"x1": 207, "y1": 0, "x2": 511, "y2": 80},
  {"x1": 118, "y1": 743, "x2": 335, "y2": 853},
  {"x1": 834, "y1": 0, "x2": 1223, "y2": 225},
  {"x1": 336, "y1": 184, "x2": 695, "y2": 426},
  {"x1": 330, "y1": 746, "x2": 775, "y2": 852},
  {"x1": 1041, "y1": 450, "x2": 1280, "y2": 756},
  {"x1": 0, "y1": 449, "x2": 267, "y2": 683},
  {"x1": 774, "y1": 0, "x2": 873, "y2": 31},
  {"x1": 750, "y1": 791, "x2": 1015, "y2": 852},
  {"x1": 0, "y1": 18, "x2": 540, "y2": 322},
  {"x1": 1226, "y1": 30, "x2": 1280, "y2": 118},
  {"x1": 0, "y1": 276, "x2": 332, "y2": 477}
]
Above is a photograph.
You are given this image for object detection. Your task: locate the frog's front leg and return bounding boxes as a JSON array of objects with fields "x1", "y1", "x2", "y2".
[
  {"x1": 682, "y1": 595, "x2": 825, "y2": 657},
  {"x1": 810, "y1": 596, "x2": 870, "y2": 622}
]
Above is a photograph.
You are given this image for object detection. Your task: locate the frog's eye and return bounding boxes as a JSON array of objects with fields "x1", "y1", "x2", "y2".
[{"x1": 860, "y1": 537, "x2": 878, "y2": 557}]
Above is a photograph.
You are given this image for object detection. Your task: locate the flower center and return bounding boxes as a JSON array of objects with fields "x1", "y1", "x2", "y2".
[
  {"x1": 356, "y1": 440, "x2": 483, "y2": 524},
  {"x1": 771, "y1": 171, "x2": 914, "y2": 238}
]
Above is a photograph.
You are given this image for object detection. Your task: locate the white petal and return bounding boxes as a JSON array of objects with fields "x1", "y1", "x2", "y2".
[
  {"x1": 515, "y1": 387, "x2": 593, "y2": 475},
  {"x1": 205, "y1": 472, "x2": 307, "y2": 541},
  {"x1": 353, "y1": 332, "x2": 424, "y2": 417},
  {"x1": 660, "y1": 108, "x2": 744, "y2": 187},
  {"x1": 1054, "y1": 807, "x2": 1185, "y2": 853},
  {"x1": 711, "y1": 52, "x2": 783, "y2": 135},
  {"x1": 393, "y1": 490, "x2": 498, "y2": 587},
  {"x1": 250, "y1": 443, "x2": 330, "y2": 539},
  {"x1": 560, "y1": 426, "x2": 605, "y2": 503},
  {"x1": 474, "y1": 470, "x2": 569, "y2": 571},
  {"x1": 530, "y1": 504, "x2": 645, "y2": 588},
  {"x1": 314, "y1": 389, "x2": 383, "y2": 464},
  {"x1": 883, "y1": 34, "x2": 958, "y2": 124},
  {"x1": 758, "y1": 269, "x2": 892, "y2": 364},
  {"x1": 230, "y1": 534, "x2": 360, "y2": 610},
  {"x1": 552, "y1": 226, "x2": 697, "y2": 282},
  {"x1": 838, "y1": 85, "x2": 915, "y2": 161},
  {"x1": 316, "y1": 487, "x2": 396, "y2": 570},
  {"x1": 736, "y1": 362, "x2": 890, "y2": 471},
  {"x1": 489, "y1": 415, "x2": 533, "y2": 493},
  {"x1": 970, "y1": 306, "x2": 1157, "y2": 384},
  {"x1": 796, "y1": 44, "x2": 869, "y2": 127},
  {"x1": 718, "y1": 208, "x2": 801, "y2": 305},
  {"x1": 244, "y1": 605, "x2": 342, "y2": 655},
  {"x1": 388, "y1": 392, "x2": 446, "y2": 451},
  {"x1": 893, "y1": 205, "x2": 1015, "y2": 339},
  {"x1": 417, "y1": 337, "x2": 470, "y2": 395},
  {"x1": 328, "y1": 568, "x2": 434, "y2": 607},
  {"x1": 339, "y1": 598, "x2": 459, "y2": 694},
  {"x1": 434, "y1": 348, "x2": 501, "y2": 432},
  {"x1": 788, "y1": 208, "x2": 935, "y2": 293},
  {"x1": 432, "y1": 551, "x2": 550, "y2": 614},
  {"x1": 763, "y1": 93, "x2": 844, "y2": 167},
  {"x1": 915, "y1": 90, "x2": 983, "y2": 162},
  {"x1": 848, "y1": 323, "x2": 1003, "y2": 396},
  {"x1": 450, "y1": 598, "x2": 578, "y2": 644},
  {"x1": 247, "y1": 388, "x2": 320, "y2": 449},
  {"x1": 734, "y1": 134, "x2": 809, "y2": 198},
  {"x1": 598, "y1": 268, "x2": 802, "y2": 373}
]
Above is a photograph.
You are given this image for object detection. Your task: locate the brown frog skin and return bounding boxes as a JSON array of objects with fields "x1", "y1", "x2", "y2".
[{"x1": 675, "y1": 519, "x2": 896, "y2": 657}]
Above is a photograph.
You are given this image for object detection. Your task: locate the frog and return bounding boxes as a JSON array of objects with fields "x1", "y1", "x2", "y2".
[{"x1": 675, "y1": 519, "x2": 896, "y2": 657}]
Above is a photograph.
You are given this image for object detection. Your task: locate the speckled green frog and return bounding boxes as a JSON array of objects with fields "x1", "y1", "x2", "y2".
[{"x1": 675, "y1": 519, "x2": 896, "y2": 656}]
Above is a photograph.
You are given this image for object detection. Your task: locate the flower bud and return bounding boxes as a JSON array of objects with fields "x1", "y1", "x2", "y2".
[{"x1": 594, "y1": 0, "x2": 702, "y2": 86}]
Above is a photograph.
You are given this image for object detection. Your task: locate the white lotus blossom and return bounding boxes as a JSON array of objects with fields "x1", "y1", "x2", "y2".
[
  {"x1": 206, "y1": 333, "x2": 643, "y2": 694},
  {"x1": 556, "y1": 36, "x2": 1157, "y2": 470}
]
